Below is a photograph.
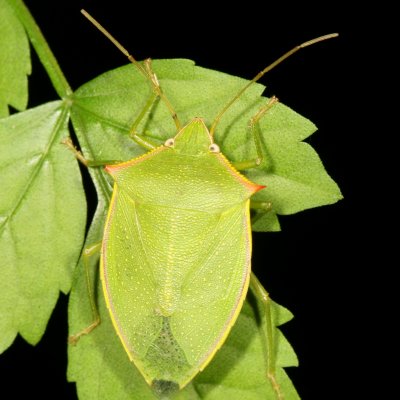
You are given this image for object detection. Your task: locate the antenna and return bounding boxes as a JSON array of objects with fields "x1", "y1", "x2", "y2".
[
  {"x1": 209, "y1": 33, "x2": 338, "y2": 136},
  {"x1": 81, "y1": 9, "x2": 181, "y2": 129}
]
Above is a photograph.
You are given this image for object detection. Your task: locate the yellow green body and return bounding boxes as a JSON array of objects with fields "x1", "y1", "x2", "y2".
[{"x1": 101, "y1": 118, "x2": 263, "y2": 388}]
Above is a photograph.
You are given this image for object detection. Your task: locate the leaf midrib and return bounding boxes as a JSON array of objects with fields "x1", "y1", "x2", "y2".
[{"x1": 0, "y1": 103, "x2": 69, "y2": 233}]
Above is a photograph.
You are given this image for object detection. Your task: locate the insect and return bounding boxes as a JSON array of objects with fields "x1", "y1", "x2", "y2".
[{"x1": 68, "y1": 9, "x2": 337, "y2": 397}]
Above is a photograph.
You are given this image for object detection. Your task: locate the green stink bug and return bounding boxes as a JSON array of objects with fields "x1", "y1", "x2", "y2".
[
  {"x1": 102, "y1": 118, "x2": 264, "y2": 388},
  {"x1": 68, "y1": 9, "x2": 338, "y2": 396}
]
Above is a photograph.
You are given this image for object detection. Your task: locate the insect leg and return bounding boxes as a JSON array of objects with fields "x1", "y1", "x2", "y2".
[
  {"x1": 62, "y1": 137, "x2": 123, "y2": 167},
  {"x1": 232, "y1": 96, "x2": 278, "y2": 171},
  {"x1": 250, "y1": 200, "x2": 272, "y2": 212},
  {"x1": 68, "y1": 242, "x2": 102, "y2": 345},
  {"x1": 250, "y1": 200, "x2": 273, "y2": 226},
  {"x1": 127, "y1": 91, "x2": 161, "y2": 150},
  {"x1": 249, "y1": 273, "x2": 283, "y2": 400}
]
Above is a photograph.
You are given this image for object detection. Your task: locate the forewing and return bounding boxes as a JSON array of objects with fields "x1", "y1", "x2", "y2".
[
  {"x1": 171, "y1": 202, "x2": 251, "y2": 374},
  {"x1": 101, "y1": 187, "x2": 162, "y2": 361}
]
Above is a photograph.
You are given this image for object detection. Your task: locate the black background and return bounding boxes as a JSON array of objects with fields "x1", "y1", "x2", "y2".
[{"x1": 1, "y1": 0, "x2": 370, "y2": 399}]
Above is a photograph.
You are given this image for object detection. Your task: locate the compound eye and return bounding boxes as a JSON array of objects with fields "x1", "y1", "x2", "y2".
[
  {"x1": 209, "y1": 143, "x2": 220, "y2": 153},
  {"x1": 164, "y1": 138, "x2": 175, "y2": 147}
]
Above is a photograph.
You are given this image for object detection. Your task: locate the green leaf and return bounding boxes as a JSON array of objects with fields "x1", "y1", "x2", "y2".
[
  {"x1": 0, "y1": 101, "x2": 86, "y2": 353},
  {"x1": 0, "y1": 0, "x2": 31, "y2": 117},
  {"x1": 70, "y1": 59, "x2": 342, "y2": 233},
  {"x1": 246, "y1": 104, "x2": 343, "y2": 231}
]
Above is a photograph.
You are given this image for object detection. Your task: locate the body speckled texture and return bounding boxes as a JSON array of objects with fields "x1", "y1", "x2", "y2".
[{"x1": 101, "y1": 119, "x2": 263, "y2": 387}]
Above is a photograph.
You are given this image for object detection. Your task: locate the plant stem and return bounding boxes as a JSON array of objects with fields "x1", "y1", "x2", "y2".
[{"x1": 7, "y1": 0, "x2": 72, "y2": 98}]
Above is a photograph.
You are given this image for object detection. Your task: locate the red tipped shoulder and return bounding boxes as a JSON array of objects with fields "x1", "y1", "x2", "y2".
[{"x1": 255, "y1": 184, "x2": 266, "y2": 193}]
